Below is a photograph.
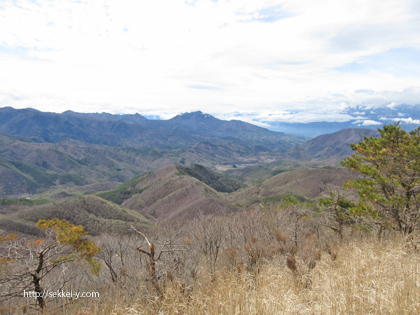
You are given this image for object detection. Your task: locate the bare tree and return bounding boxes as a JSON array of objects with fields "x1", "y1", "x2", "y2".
[
  {"x1": 190, "y1": 215, "x2": 225, "y2": 280},
  {"x1": 96, "y1": 233, "x2": 133, "y2": 283},
  {"x1": 131, "y1": 226, "x2": 186, "y2": 297}
]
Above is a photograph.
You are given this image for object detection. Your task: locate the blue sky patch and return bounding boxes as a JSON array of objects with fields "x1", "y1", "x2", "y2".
[
  {"x1": 237, "y1": 4, "x2": 291, "y2": 23},
  {"x1": 0, "y1": 46, "x2": 31, "y2": 58},
  {"x1": 334, "y1": 47, "x2": 420, "y2": 76}
]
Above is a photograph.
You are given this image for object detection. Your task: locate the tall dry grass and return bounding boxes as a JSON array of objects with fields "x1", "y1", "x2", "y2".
[
  {"x1": 2, "y1": 232, "x2": 419, "y2": 315},
  {"x1": 106, "y1": 236, "x2": 419, "y2": 315}
]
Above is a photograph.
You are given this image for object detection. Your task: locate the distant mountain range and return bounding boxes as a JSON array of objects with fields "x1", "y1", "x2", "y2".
[
  {"x1": 0, "y1": 107, "x2": 302, "y2": 149},
  {"x1": 0, "y1": 107, "x2": 381, "y2": 197}
]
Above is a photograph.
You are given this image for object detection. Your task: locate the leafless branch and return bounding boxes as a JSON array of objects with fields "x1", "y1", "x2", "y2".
[{"x1": 131, "y1": 225, "x2": 151, "y2": 247}]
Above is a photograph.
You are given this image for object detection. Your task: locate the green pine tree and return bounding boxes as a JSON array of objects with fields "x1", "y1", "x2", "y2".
[{"x1": 342, "y1": 123, "x2": 420, "y2": 234}]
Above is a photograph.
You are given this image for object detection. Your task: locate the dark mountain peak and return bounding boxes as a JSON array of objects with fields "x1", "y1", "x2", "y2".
[
  {"x1": 171, "y1": 111, "x2": 216, "y2": 121},
  {"x1": 62, "y1": 110, "x2": 76, "y2": 115}
]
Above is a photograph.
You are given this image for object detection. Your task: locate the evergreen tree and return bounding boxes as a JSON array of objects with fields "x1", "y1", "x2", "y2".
[{"x1": 342, "y1": 123, "x2": 420, "y2": 234}]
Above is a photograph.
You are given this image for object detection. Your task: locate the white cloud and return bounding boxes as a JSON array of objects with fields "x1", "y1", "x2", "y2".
[
  {"x1": 352, "y1": 119, "x2": 382, "y2": 126},
  {"x1": 215, "y1": 108, "x2": 358, "y2": 124},
  {"x1": 345, "y1": 87, "x2": 420, "y2": 108},
  {"x1": 388, "y1": 117, "x2": 420, "y2": 124},
  {"x1": 0, "y1": 0, "x2": 419, "y2": 123},
  {"x1": 360, "y1": 120, "x2": 382, "y2": 126}
]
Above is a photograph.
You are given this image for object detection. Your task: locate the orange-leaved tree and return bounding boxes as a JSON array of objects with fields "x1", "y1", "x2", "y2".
[{"x1": 0, "y1": 219, "x2": 100, "y2": 310}]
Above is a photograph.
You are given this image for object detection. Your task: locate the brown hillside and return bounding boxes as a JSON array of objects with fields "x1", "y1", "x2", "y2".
[
  {"x1": 121, "y1": 165, "x2": 239, "y2": 223},
  {"x1": 234, "y1": 167, "x2": 358, "y2": 206}
]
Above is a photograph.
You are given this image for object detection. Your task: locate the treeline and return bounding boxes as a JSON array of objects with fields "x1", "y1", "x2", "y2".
[{"x1": 176, "y1": 164, "x2": 245, "y2": 193}]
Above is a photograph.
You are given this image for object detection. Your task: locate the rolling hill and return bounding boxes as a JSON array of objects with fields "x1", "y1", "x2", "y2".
[
  {"x1": 233, "y1": 167, "x2": 358, "y2": 208},
  {"x1": 0, "y1": 124, "x2": 375, "y2": 198},
  {"x1": 97, "y1": 163, "x2": 357, "y2": 225},
  {"x1": 0, "y1": 195, "x2": 151, "y2": 236},
  {"x1": 0, "y1": 162, "x2": 359, "y2": 233},
  {"x1": 98, "y1": 164, "x2": 241, "y2": 224}
]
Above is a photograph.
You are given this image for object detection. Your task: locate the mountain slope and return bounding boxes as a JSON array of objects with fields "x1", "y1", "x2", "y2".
[
  {"x1": 233, "y1": 167, "x2": 358, "y2": 207},
  {"x1": 0, "y1": 134, "x2": 153, "y2": 196},
  {"x1": 286, "y1": 128, "x2": 379, "y2": 160},
  {"x1": 98, "y1": 164, "x2": 358, "y2": 225},
  {"x1": 99, "y1": 165, "x2": 240, "y2": 223},
  {"x1": 0, "y1": 107, "x2": 309, "y2": 196}
]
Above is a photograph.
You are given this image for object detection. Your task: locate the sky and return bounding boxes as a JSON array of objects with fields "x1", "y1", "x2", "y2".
[{"x1": 1, "y1": 0, "x2": 420, "y2": 126}]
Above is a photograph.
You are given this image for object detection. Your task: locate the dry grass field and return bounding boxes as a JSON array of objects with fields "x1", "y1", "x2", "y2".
[{"x1": 64, "y1": 235, "x2": 419, "y2": 315}]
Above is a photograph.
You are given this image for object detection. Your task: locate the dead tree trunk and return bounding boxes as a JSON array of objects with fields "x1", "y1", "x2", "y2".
[{"x1": 32, "y1": 250, "x2": 46, "y2": 309}]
